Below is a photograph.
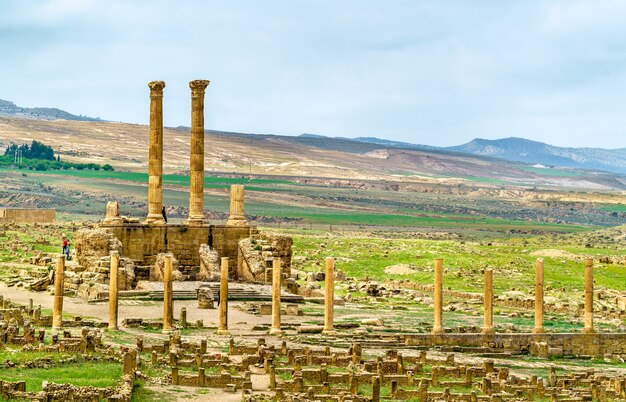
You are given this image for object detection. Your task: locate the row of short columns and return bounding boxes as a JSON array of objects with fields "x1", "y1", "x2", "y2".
[
  {"x1": 145, "y1": 80, "x2": 247, "y2": 226},
  {"x1": 432, "y1": 257, "x2": 596, "y2": 335},
  {"x1": 96, "y1": 253, "x2": 597, "y2": 336}
]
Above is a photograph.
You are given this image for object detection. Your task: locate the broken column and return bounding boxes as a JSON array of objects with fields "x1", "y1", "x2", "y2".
[
  {"x1": 186, "y1": 79, "x2": 210, "y2": 225},
  {"x1": 226, "y1": 184, "x2": 247, "y2": 225},
  {"x1": 583, "y1": 258, "x2": 595, "y2": 334},
  {"x1": 533, "y1": 258, "x2": 545, "y2": 334},
  {"x1": 52, "y1": 255, "x2": 65, "y2": 330},
  {"x1": 270, "y1": 258, "x2": 283, "y2": 335},
  {"x1": 323, "y1": 257, "x2": 336, "y2": 335},
  {"x1": 217, "y1": 257, "x2": 230, "y2": 335},
  {"x1": 162, "y1": 253, "x2": 173, "y2": 334},
  {"x1": 145, "y1": 80, "x2": 166, "y2": 225},
  {"x1": 432, "y1": 258, "x2": 444, "y2": 335},
  {"x1": 108, "y1": 251, "x2": 120, "y2": 330},
  {"x1": 481, "y1": 269, "x2": 494, "y2": 335}
]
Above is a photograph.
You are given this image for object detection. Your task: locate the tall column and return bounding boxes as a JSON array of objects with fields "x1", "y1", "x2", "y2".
[
  {"x1": 270, "y1": 258, "x2": 283, "y2": 335},
  {"x1": 52, "y1": 255, "x2": 65, "y2": 330},
  {"x1": 217, "y1": 257, "x2": 230, "y2": 335},
  {"x1": 162, "y1": 253, "x2": 173, "y2": 334},
  {"x1": 432, "y1": 258, "x2": 444, "y2": 335},
  {"x1": 323, "y1": 257, "x2": 336, "y2": 335},
  {"x1": 146, "y1": 80, "x2": 166, "y2": 224},
  {"x1": 481, "y1": 269, "x2": 494, "y2": 334},
  {"x1": 187, "y1": 79, "x2": 210, "y2": 225},
  {"x1": 533, "y1": 258, "x2": 545, "y2": 334},
  {"x1": 226, "y1": 184, "x2": 247, "y2": 225},
  {"x1": 108, "y1": 251, "x2": 120, "y2": 330},
  {"x1": 583, "y1": 258, "x2": 595, "y2": 334}
]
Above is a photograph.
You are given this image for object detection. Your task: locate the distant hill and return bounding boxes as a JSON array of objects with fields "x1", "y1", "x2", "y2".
[
  {"x1": 447, "y1": 137, "x2": 626, "y2": 174},
  {"x1": 0, "y1": 99, "x2": 102, "y2": 122}
]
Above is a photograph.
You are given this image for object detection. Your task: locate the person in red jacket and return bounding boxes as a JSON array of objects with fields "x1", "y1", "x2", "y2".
[{"x1": 62, "y1": 234, "x2": 70, "y2": 260}]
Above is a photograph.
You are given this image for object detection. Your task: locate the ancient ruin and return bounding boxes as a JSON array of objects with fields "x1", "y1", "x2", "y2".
[{"x1": 1, "y1": 79, "x2": 626, "y2": 401}]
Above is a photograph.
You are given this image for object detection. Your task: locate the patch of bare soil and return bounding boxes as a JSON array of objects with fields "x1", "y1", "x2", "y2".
[
  {"x1": 384, "y1": 264, "x2": 416, "y2": 275},
  {"x1": 529, "y1": 249, "x2": 578, "y2": 259}
]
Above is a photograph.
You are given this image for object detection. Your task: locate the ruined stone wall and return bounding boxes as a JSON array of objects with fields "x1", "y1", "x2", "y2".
[
  {"x1": 404, "y1": 333, "x2": 626, "y2": 356},
  {"x1": 0, "y1": 208, "x2": 55, "y2": 224},
  {"x1": 101, "y1": 224, "x2": 253, "y2": 279}
]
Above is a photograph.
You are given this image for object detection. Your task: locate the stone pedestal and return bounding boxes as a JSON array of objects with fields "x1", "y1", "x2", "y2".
[
  {"x1": 146, "y1": 81, "x2": 166, "y2": 225},
  {"x1": 186, "y1": 79, "x2": 210, "y2": 226},
  {"x1": 533, "y1": 258, "x2": 545, "y2": 334},
  {"x1": 226, "y1": 184, "x2": 247, "y2": 226},
  {"x1": 583, "y1": 258, "x2": 595, "y2": 334},
  {"x1": 481, "y1": 269, "x2": 494, "y2": 335},
  {"x1": 432, "y1": 258, "x2": 444, "y2": 335},
  {"x1": 217, "y1": 257, "x2": 230, "y2": 335},
  {"x1": 108, "y1": 251, "x2": 120, "y2": 330},
  {"x1": 270, "y1": 258, "x2": 283, "y2": 335},
  {"x1": 52, "y1": 255, "x2": 65, "y2": 330},
  {"x1": 322, "y1": 257, "x2": 337, "y2": 335},
  {"x1": 162, "y1": 253, "x2": 173, "y2": 334}
]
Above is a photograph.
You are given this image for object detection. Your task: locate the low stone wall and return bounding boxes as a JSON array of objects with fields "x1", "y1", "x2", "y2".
[
  {"x1": 404, "y1": 332, "x2": 626, "y2": 356},
  {"x1": 0, "y1": 208, "x2": 55, "y2": 224},
  {"x1": 101, "y1": 223, "x2": 254, "y2": 279}
]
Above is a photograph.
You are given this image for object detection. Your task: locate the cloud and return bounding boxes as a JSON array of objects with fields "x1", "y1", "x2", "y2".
[{"x1": 1, "y1": 0, "x2": 626, "y2": 148}]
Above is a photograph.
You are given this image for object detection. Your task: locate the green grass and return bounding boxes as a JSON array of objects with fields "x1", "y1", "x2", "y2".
[
  {"x1": 0, "y1": 361, "x2": 122, "y2": 392},
  {"x1": 599, "y1": 203, "x2": 626, "y2": 213},
  {"x1": 520, "y1": 166, "x2": 581, "y2": 177},
  {"x1": 291, "y1": 233, "x2": 626, "y2": 294}
]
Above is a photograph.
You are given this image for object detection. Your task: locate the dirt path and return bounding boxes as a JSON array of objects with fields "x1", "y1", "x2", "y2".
[{"x1": 0, "y1": 283, "x2": 305, "y2": 334}]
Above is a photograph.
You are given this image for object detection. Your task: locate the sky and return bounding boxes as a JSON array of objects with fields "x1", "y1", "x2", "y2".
[{"x1": 1, "y1": 1, "x2": 626, "y2": 148}]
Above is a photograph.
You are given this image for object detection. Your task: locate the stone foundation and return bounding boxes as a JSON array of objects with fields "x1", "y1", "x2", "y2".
[
  {"x1": 0, "y1": 208, "x2": 55, "y2": 224},
  {"x1": 101, "y1": 223, "x2": 254, "y2": 279},
  {"x1": 404, "y1": 332, "x2": 626, "y2": 356}
]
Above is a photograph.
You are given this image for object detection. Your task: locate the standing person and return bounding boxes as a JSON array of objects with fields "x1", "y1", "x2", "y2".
[
  {"x1": 161, "y1": 206, "x2": 168, "y2": 224},
  {"x1": 61, "y1": 234, "x2": 70, "y2": 260}
]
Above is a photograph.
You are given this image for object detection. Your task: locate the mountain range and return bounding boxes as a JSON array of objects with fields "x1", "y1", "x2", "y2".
[
  {"x1": 0, "y1": 99, "x2": 102, "y2": 122},
  {"x1": 2, "y1": 98, "x2": 626, "y2": 175}
]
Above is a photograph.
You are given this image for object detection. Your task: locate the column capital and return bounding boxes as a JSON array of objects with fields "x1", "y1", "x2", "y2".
[
  {"x1": 148, "y1": 80, "x2": 166, "y2": 97},
  {"x1": 189, "y1": 79, "x2": 210, "y2": 96}
]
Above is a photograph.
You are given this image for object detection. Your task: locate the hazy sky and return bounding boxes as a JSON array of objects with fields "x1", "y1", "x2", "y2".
[{"x1": 2, "y1": 1, "x2": 626, "y2": 148}]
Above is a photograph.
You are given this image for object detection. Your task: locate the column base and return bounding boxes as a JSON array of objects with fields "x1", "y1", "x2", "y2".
[
  {"x1": 481, "y1": 327, "x2": 495, "y2": 335},
  {"x1": 52, "y1": 326, "x2": 63, "y2": 331},
  {"x1": 216, "y1": 329, "x2": 230, "y2": 336},
  {"x1": 582, "y1": 327, "x2": 596, "y2": 334},
  {"x1": 162, "y1": 328, "x2": 173, "y2": 335},
  {"x1": 108, "y1": 325, "x2": 119, "y2": 331},
  {"x1": 186, "y1": 217, "x2": 206, "y2": 226},
  {"x1": 269, "y1": 328, "x2": 283, "y2": 336},
  {"x1": 145, "y1": 215, "x2": 166, "y2": 225},
  {"x1": 432, "y1": 327, "x2": 444, "y2": 335},
  {"x1": 532, "y1": 327, "x2": 546, "y2": 334},
  {"x1": 226, "y1": 216, "x2": 248, "y2": 226},
  {"x1": 322, "y1": 329, "x2": 337, "y2": 336}
]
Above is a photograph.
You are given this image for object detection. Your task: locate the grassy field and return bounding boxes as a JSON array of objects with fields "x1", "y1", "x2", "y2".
[
  {"x1": 4, "y1": 165, "x2": 617, "y2": 235},
  {"x1": 289, "y1": 230, "x2": 626, "y2": 294}
]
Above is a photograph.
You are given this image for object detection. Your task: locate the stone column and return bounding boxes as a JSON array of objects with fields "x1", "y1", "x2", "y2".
[
  {"x1": 146, "y1": 80, "x2": 166, "y2": 225},
  {"x1": 533, "y1": 258, "x2": 545, "y2": 334},
  {"x1": 162, "y1": 253, "x2": 173, "y2": 334},
  {"x1": 270, "y1": 258, "x2": 283, "y2": 335},
  {"x1": 226, "y1": 184, "x2": 247, "y2": 225},
  {"x1": 52, "y1": 255, "x2": 65, "y2": 330},
  {"x1": 583, "y1": 258, "x2": 595, "y2": 334},
  {"x1": 481, "y1": 269, "x2": 495, "y2": 334},
  {"x1": 432, "y1": 258, "x2": 444, "y2": 335},
  {"x1": 323, "y1": 257, "x2": 336, "y2": 335},
  {"x1": 186, "y1": 79, "x2": 210, "y2": 225},
  {"x1": 108, "y1": 251, "x2": 120, "y2": 330},
  {"x1": 217, "y1": 257, "x2": 230, "y2": 335}
]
